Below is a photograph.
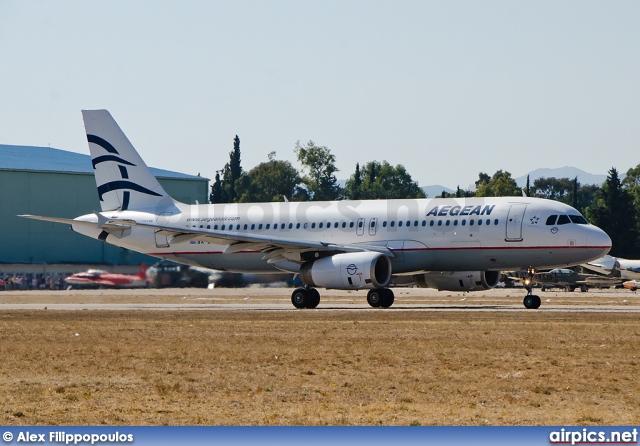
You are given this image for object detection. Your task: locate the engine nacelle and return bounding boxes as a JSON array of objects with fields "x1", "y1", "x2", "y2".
[
  {"x1": 300, "y1": 252, "x2": 392, "y2": 290},
  {"x1": 414, "y1": 271, "x2": 501, "y2": 291}
]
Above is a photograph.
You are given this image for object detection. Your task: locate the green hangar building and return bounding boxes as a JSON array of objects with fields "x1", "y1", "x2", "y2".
[{"x1": 0, "y1": 144, "x2": 209, "y2": 275}]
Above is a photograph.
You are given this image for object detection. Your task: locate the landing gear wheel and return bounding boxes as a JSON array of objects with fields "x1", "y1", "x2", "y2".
[
  {"x1": 367, "y1": 289, "x2": 383, "y2": 308},
  {"x1": 308, "y1": 288, "x2": 320, "y2": 309},
  {"x1": 523, "y1": 294, "x2": 541, "y2": 309},
  {"x1": 291, "y1": 288, "x2": 320, "y2": 309},
  {"x1": 292, "y1": 288, "x2": 309, "y2": 309},
  {"x1": 380, "y1": 289, "x2": 395, "y2": 308}
]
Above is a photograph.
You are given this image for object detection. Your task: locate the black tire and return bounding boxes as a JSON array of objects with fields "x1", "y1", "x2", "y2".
[
  {"x1": 380, "y1": 289, "x2": 395, "y2": 308},
  {"x1": 308, "y1": 288, "x2": 320, "y2": 309},
  {"x1": 523, "y1": 295, "x2": 541, "y2": 309},
  {"x1": 532, "y1": 295, "x2": 541, "y2": 309},
  {"x1": 367, "y1": 289, "x2": 383, "y2": 308},
  {"x1": 291, "y1": 288, "x2": 309, "y2": 309}
]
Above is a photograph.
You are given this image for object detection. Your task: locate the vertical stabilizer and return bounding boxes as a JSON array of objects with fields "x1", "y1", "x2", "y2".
[{"x1": 82, "y1": 109, "x2": 178, "y2": 212}]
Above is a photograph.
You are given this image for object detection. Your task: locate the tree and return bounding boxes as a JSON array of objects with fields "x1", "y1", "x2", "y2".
[
  {"x1": 623, "y1": 164, "x2": 640, "y2": 212},
  {"x1": 210, "y1": 135, "x2": 243, "y2": 203},
  {"x1": 586, "y1": 168, "x2": 638, "y2": 258},
  {"x1": 236, "y1": 152, "x2": 307, "y2": 203},
  {"x1": 295, "y1": 140, "x2": 342, "y2": 201},
  {"x1": 345, "y1": 162, "x2": 362, "y2": 200},
  {"x1": 531, "y1": 177, "x2": 574, "y2": 201},
  {"x1": 227, "y1": 135, "x2": 242, "y2": 202},
  {"x1": 344, "y1": 161, "x2": 425, "y2": 200},
  {"x1": 209, "y1": 171, "x2": 228, "y2": 204},
  {"x1": 475, "y1": 170, "x2": 520, "y2": 197},
  {"x1": 475, "y1": 172, "x2": 491, "y2": 190}
]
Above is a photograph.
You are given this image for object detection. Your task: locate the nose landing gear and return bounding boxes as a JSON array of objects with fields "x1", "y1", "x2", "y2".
[{"x1": 523, "y1": 267, "x2": 541, "y2": 309}]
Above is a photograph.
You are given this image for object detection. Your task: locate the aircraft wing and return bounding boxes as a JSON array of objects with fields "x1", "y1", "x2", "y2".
[{"x1": 19, "y1": 214, "x2": 395, "y2": 260}]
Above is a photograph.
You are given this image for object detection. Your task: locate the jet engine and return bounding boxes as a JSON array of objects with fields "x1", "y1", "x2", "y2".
[
  {"x1": 300, "y1": 252, "x2": 392, "y2": 290},
  {"x1": 414, "y1": 270, "x2": 501, "y2": 291}
]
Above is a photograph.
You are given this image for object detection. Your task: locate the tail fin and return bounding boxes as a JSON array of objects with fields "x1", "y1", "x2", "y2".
[
  {"x1": 82, "y1": 110, "x2": 178, "y2": 212},
  {"x1": 137, "y1": 263, "x2": 148, "y2": 279}
]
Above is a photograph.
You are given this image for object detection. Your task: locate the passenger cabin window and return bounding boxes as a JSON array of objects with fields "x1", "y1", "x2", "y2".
[{"x1": 557, "y1": 215, "x2": 571, "y2": 225}]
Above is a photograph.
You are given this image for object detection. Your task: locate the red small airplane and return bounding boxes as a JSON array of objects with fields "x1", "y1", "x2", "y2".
[{"x1": 65, "y1": 264, "x2": 149, "y2": 289}]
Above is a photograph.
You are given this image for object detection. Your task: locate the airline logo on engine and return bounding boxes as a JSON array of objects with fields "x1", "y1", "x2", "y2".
[{"x1": 426, "y1": 204, "x2": 495, "y2": 217}]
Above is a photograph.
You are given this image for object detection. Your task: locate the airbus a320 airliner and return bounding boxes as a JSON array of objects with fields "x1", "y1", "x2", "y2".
[{"x1": 21, "y1": 110, "x2": 612, "y2": 309}]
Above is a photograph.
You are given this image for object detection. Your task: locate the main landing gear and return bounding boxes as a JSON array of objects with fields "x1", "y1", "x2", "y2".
[
  {"x1": 290, "y1": 287, "x2": 395, "y2": 309},
  {"x1": 367, "y1": 288, "x2": 395, "y2": 308},
  {"x1": 291, "y1": 287, "x2": 321, "y2": 309}
]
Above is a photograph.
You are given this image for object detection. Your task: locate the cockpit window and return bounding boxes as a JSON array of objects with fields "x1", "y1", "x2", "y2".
[
  {"x1": 546, "y1": 215, "x2": 557, "y2": 225},
  {"x1": 569, "y1": 215, "x2": 588, "y2": 224},
  {"x1": 557, "y1": 215, "x2": 571, "y2": 225}
]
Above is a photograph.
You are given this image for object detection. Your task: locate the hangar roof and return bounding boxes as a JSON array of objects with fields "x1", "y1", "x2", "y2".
[{"x1": 0, "y1": 144, "x2": 205, "y2": 180}]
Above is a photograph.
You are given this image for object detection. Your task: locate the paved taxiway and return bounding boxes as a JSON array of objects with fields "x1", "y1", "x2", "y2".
[{"x1": 1, "y1": 286, "x2": 638, "y2": 312}]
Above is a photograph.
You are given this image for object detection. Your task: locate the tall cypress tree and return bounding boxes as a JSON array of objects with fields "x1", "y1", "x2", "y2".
[
  {"x1": 351, "y1": 162, "x2": 362, "y2": 200},
  {"x1": 210, "y1": 135, "x2": 243, "y2": 203},
  {"x1": 226, "y1": 135, "x2": 242, "y2": 202}
]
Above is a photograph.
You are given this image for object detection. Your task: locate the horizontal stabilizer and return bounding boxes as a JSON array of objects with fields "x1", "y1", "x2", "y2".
[{"x1": 18, "y1": 214, "x2": 131, "y2": 232}]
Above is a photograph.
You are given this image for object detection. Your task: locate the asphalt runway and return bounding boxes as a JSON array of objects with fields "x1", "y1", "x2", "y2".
[{"x1": 1, "y1": 286, "x2": 639, "y2": 312}]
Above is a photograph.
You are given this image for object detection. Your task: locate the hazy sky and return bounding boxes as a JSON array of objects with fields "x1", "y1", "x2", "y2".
[{"x1": 2, "y1": 1, "x2": 639, "y2": 191}]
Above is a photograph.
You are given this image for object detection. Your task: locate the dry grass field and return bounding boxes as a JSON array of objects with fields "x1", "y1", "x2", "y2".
[{"x1": 0, "y1": 289, "x2": 639, "y2": 426}]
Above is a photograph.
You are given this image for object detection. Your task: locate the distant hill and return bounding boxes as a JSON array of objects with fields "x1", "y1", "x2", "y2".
[
  {"x1": 515, "y1": 167, "x2": 608, "y2": 188},
  {"x1": 422, "y1": 185, "x2": 455, "y2": 198}
]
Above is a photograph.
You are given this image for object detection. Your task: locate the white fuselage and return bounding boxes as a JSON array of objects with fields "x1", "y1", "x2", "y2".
[{"x1": 72, "y1": 196, "x2": 611, "y2": 275}]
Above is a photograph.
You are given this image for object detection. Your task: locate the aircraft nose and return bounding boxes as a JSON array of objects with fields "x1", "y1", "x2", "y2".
[{"x1": 588, "y1": 227, "x2": 612, "y2": 257}]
